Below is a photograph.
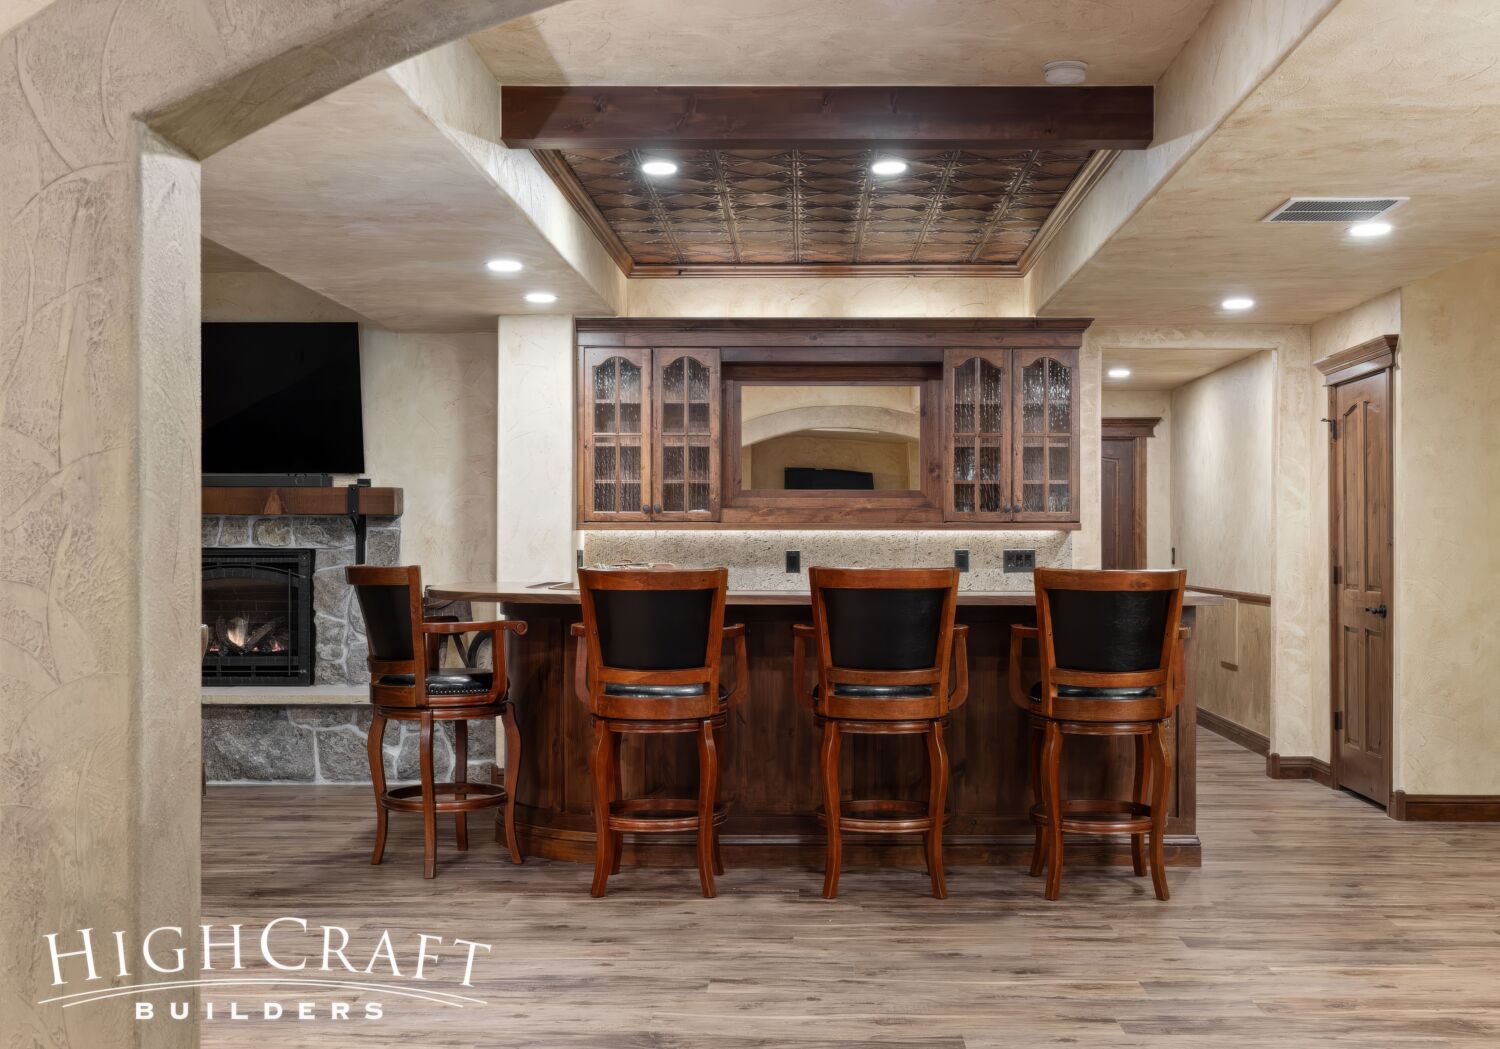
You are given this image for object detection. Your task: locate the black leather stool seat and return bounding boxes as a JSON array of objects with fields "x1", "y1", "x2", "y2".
[
  {"x1": 378, "y1": 670, "x2": 494, "y2": 696},
  {"x1": 603, "y1": 683, "x2": 730, "y2": 701},
  {"x1": 815, "y1": 683, "x2": 936, "y2": 700},
  {"x1": 1029, "y1": 681, "x2": 1156, "y2": 701}
]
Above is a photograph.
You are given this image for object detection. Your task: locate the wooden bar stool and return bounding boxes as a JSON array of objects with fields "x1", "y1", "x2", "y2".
[
  {"x1": 793, "y1": 567, "x2": 968, "y2": 899},
  {"x1": 347, "y1": 565, "x2": 527, "y2": 879},
  {"x1": 571, "y1": 568, "x2": 748, "y2": 898},
  {"x1": 1009, "y1": 568, "x2": 1188, "y2": 901}
]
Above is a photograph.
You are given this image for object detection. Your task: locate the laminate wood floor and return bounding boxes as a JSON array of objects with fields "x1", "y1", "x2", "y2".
[{"x1": 202, "y1": 731, "x2": 1500, "y2": 1047}]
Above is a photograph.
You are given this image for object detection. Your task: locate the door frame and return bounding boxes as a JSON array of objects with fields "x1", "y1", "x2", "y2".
[
  {"x1": 1101, "y1": 417, "x2": 1158, "y2": 569},
  {"x1": 1316, "y1": 334, "x2": 1397, "y2": 805}
]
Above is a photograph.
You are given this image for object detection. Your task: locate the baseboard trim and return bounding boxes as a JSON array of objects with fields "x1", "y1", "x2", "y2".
[
  {"x1": 1267, "y1": 753, "x2": 1334, "y2": 787},
  {"x1": 1198, "y1": 709, "x2": 1269, "y2": 756},
  {"x1": 1389, "y1": 791, "x2": 1500, "y2": 822}
]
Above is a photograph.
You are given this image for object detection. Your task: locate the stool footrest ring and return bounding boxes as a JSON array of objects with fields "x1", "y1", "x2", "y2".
[
  {"x1": 1031, "y1": 799, "x2": 1154, "y2": 834},
  {"x1": 381, "y1": 782, "x2": 506, "y2": 814},
  {"x1": 817, "y1": 799, "x2": 947, "y2": 834},
  {"x1": 608, "y1": 797, "x2": 729, "y2": 833}
]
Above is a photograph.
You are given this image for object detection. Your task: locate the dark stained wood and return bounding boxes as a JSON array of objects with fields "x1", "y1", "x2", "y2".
[
  {"x1": 1011, "y1": 569, "x2": 1188, "y2": 901},
  {"x1": 1010, "y1": 347, "x2": 1081, "y2": 524},
  {"x1": 484, "y1": 586, "x2": 1203, "y2": 870},
  {"x1": 578, "y1": 346, "x2": 653, "y2": 522},
  {"x1": 1266, "y1": 752, "x2": 1335, "y2": 787},
  {"x1": 1328, "y1": 367, "x2": 1394, "y2": 806},
  {"x1": 202, "y1": 485, "x2": 402, "y2": 517},
  {"x1": 651, "y1": 348, "x2": 721, "y2": 520},
  {"x1": 545, "y1": 146, "x2": 1095, "y2": 271},
  {"x1": 1100, "y1": 432, "x2": 1147, "y2": 570},
  {"x1": 1197, "y1": 707, "x2": 1271, "y2": 756},
  {"x1": 576, "y1": 317, "x2": 1093, "y2": 346},
  {"x1": 1189, "y1": 584, "x2": 1272, "y2": 605},
  {"x1": 1315, "y1": 333, "x2": 1398, "y2": 385},
  {"x1": 501, "y1": 86, "x2": 1154, "y2": 150},
  {"x1": 574, "y1": 568, "x2": 748, "y2": 897},
  {"x1": 432, "y1": 582, "x2": 1227, "y2": 608},
  {"x1": 345, "y1": 564, "x2": 527, "y2": 878},
  {"x1": 1389, "y1": 791, "x2": 1500, "y2": 821}
]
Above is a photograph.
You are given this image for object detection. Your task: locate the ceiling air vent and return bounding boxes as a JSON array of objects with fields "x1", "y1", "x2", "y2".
[{"x1": 1263, "y1": 197, "x2": 1407, "y2": 223}]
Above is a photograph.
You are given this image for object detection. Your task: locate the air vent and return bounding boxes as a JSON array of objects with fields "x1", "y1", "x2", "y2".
[{"x1": 1263, "y1": 197, "x2": 1407, "y2": 223}]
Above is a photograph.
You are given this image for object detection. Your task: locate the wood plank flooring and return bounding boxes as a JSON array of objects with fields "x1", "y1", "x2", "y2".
[{"x1": 202, "y1": 731, "x2": 1500, "y2": 1047}]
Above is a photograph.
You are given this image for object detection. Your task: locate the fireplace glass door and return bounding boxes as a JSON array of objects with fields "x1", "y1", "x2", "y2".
[{"x1": 202, "y1": 548, "x2": 315, "y2": 685}]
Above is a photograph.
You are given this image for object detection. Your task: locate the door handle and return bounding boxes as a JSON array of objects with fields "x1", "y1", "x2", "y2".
[{"x1": 1364, "y1": 603, "x2": 1388, "y2": 617}]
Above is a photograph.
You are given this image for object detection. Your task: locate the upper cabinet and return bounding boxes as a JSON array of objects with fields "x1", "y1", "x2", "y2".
[
  {"x1": 580, "y1": 346, "x2": 720, "y2": 523},
  {"x1": 577, "y1": 320, "x2": 1087, "y2": 529}
]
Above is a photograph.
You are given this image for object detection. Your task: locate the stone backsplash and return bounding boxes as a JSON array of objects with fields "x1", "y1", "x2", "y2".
[
  {"x1": 202, "y1": 514, "x2": 401, "y2": 685},
  {"x1": 581, "y1": 530, "x2": 1072, "y2": 591},
  {"x1": 203, "y1": 705, "x2": 493, "y2": 784}
]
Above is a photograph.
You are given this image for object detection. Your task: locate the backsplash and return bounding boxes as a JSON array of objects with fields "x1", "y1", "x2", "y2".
[{"x1": 580, "y1": 531, "x2": 1072, "y2": 591}]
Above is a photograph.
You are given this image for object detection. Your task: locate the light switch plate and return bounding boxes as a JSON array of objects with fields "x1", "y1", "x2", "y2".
[
  {"x1": 1003, "y1": 548, "x2": 1036, "y2": 573},
  {"x1": 785, "y1": 550, "x2": 801, "y2": 573},
  {"x1": 954, "y1": 549, "x2": 970, "y2": 573}
]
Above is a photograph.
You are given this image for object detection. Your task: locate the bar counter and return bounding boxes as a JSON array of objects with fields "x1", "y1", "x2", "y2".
[{"x1": 429, "y1": 582, "x2": 1222, "y2": 869}]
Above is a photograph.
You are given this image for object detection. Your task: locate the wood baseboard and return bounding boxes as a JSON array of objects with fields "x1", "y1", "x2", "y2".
[
  {"x1": 1389, "y1": 791, "x2": 1500, "y2": 822},
  {"x1": 1267, "y1": 753, "x2": 1334, "y2": 787},
  {"x1": 1198, "y1": 709, "x2": 1269, "y2": 756}
]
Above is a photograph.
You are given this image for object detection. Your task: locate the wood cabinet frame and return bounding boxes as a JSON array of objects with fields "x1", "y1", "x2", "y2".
[{"x1": 576, "y1": 319, "x2": 1091, "y2": 529}]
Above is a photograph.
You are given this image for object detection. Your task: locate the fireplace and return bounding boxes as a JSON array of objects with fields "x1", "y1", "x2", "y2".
[{"x1": 202, "y1": 547, "x2": 316, "y2": 685}]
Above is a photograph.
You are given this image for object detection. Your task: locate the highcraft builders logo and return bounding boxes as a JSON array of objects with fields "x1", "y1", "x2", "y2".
[{"x1": 38, "y1": 918, "x2": 492, "y2": 1022}]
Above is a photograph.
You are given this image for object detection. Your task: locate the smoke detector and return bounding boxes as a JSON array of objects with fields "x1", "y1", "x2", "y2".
[
  {"x1": 1042, "y1": 60, "x2": 1089, "y2": 86},
  {"x1": 1263, "y1": 197, "x2": 1408, "y2": 223}
]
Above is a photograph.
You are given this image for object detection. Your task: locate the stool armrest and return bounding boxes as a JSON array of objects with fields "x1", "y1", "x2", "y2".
[
  {"x1": 1009, "y1": 623, "x2": 1040, "y2": 713},
  {"x1": 722, "y1": 623, "x2": 749, "y2": 707},
  {"x1": 570, "y1": 621, "x2": 589, "y2": 707},
  {"x1": 948, "y1": 624, "x2": 970, "y2": 710},
  {"x1": 791, "y1": 624, "x2": 816, "y2": 710},
  {"x1": 420, "y1": 618, "x2": 525, "y2": 674},
  {"x1": 420, "y1": 618, "x2": 527, "y2": 636}
]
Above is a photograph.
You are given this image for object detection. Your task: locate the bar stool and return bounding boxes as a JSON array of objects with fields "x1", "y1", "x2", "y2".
[
  {"x1": 571, "y1": 568, "x2": 748, "y2": 898},
  {"x1": 793, "y1": 567, "x2": 968, "y2": 899},
  {"x1": 347, "y1": 565, "x2": 527, "y2": 879},
  {"x1": 1010, "y1": 568, "x2": 1187, "y2": 901}
]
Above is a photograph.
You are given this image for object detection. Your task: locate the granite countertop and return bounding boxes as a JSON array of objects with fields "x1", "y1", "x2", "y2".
[{"x1": 428, "y1": 581, "x2": 1226, "y2": 607}]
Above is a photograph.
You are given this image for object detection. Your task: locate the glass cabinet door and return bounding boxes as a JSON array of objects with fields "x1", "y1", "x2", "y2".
[
  {"x1": 582, "y1": 347, "x2": 652, "y2": 520},
  {"x1": 652, "y1": 348, "x2": 719, "y2": 519},
  {"x1": 943, "y1": 349, "x2": 1010, "y2": 520},
  {"x1": 1012, "y1": 347, "x2": 1079, "y2": 521}
]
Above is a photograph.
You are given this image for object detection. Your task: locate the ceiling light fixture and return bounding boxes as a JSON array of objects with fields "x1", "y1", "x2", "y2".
[
  {"x1": 1108, "y1": 367, "x2": 1132, "y2": 379},
  {"x1": 1042, "y1": 59, "x2": 1089, "y2": 86},
  {"x1": 640, "y1": 159, "x2": 678, "y2": 176},
  {"x1": 524, "y1": 291, "x2": 558, "y2": 305},
  {"x1": 1221, "y1": 296, "x2": 1255, "y2": 311},
  {"x1": 1349, "y1": 221, "x2": 1393, "y2": 238},
  {"x1": 486, "y1": 258, "x2": 523, "y2": 273},
  {"x1": 870, "y1": 158, "x2": 908, "y2": 176}
]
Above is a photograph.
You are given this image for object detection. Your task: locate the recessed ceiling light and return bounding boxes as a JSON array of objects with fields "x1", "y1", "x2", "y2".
[
  {"x1": 1349, "y1": 221, "x2": 1393, "y2": 238},
  {"x1": 1108, "y1": 367, "x2": 1132, "y2": 379},
  {"x1": 1042, "y1": 59, "x2": 1089, "y2": 86},
  {"x1": 640, "y1": 159, "x2": 677, "y2": 176},
  {"x1": 871, "y1": 158, "x2": 908, "y2": 176},
  {"x1": 1221, "y1": 296, "x2": 1255, "y2": 311},
  {"x1": 486, "y1": 258, "x2": 523, "y2": 273},
  {"x1": 524, "y1": 291, "x2": 557, "y2": 305}
]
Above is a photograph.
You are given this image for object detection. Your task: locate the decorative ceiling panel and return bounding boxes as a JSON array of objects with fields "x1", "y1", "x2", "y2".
[{"x1": 543, "y1": 148, "x2": 1097, "y2": 275}]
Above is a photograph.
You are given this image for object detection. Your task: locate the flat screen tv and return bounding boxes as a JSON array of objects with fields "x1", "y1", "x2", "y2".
[
  {"x1": 201, "y1": 322, "x2": 365, "y2": 475},
  {"x1": 784, "y1": 467, "x2": 874, "y2": 490}
]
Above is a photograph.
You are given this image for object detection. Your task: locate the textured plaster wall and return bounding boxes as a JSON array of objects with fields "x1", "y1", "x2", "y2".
[
  {"x1": 1396, "y1": 253, "x2": 1500, "y2": 794},
  {"x1": 0, "y1": 2, "x2": 564, "y2": 1044},
  {"x1": 1101, "y1": 389, "x2": 1172, "y2": 569},
  {"x1": 497, "y1": 315, "x2": 576, "y2": 580},
  {"x1": 202, "y1": 269, "x2": 365, "y2": 323},
  {"x1": 362, "y1": 329, "x2": 497, "y2": 588}
]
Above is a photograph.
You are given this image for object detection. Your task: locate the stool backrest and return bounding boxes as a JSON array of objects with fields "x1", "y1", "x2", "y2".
[
  {"x1": 1033, "y1": 568, "x2": 1186, "y2": 710},
  {"x1": 808, "y1": 567, "x2": 961, "y2": 719},
  {"x1": 346, "y1": 565, "x2": 425, "y2": 697},
  {"x1": 577, "y1": 568, "x2": 728, "y2": 719}
]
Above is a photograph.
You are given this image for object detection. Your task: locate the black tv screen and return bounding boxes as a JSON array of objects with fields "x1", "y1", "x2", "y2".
[
  {"x1": 784, "y1": 467, "x2": 874, "y2": 490},
  {"x1": 201, "y1": 323, "x2": 364, "y2": 474}
]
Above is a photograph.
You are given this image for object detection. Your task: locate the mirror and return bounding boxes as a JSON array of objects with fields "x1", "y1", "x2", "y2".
[{"x1": 739, "y1": 385, "x2": 922, "y2": 491}]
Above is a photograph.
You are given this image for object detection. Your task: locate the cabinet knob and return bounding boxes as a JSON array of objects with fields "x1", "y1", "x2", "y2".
[
  {"x1": 640, "y1": 504, "x2": 649, "y2": 514},
  {"x1": 653, "y1": 503, "x2": 663, "y2": 514}
]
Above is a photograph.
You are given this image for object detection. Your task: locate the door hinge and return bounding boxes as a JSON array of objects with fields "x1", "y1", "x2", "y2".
[
  {"x1": 1332, "y1": 564, "x2": 1341, "y2": 585},
  {"x1": 1333, "y1": 710, "x2": 1343, "y2": 732}
]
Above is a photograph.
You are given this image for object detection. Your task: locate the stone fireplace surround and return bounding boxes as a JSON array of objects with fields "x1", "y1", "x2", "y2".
[{"x1": 200, "y1": 512, "x2": 497, "y2": 784}]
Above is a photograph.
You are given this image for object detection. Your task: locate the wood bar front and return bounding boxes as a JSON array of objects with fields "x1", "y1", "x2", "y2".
[{"x1": 429, "y1": 584, "x2": 1215, "y2": 869}]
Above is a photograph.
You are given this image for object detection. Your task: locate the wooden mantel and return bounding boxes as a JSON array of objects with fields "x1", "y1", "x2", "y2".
[{"x1": 202, "y1": 486, "x2": 403, "y2": 517}]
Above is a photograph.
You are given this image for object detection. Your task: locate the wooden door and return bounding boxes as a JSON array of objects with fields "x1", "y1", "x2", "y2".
[
  {"x1": 580, "y1": 347, "x2": 652, "y2": 522},
  {"x1": 942, "y1": 349, "x2": 1011, "y2": 521},
  {"x1": 651, "y1": 348, "x2": 720, "y2": 521},
  {"x1": 1101, "y1": 437, "x2": 1141, "y2": 569},
  {"x1": 1329, "y1": 369, "x2": 1393, "y2": 805},
  {"x1": 1012, "y1": 347, "x2": 1080, "y2": 522}
]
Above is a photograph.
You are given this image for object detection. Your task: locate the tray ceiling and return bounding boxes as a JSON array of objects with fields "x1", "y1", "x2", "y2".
[{"x1": 545, "y1": 147, "x2": 1097, "y2": 275}]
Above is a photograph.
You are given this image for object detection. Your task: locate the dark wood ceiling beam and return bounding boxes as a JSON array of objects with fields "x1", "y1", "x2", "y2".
[{"x1": 501, "y1": 86, "x2": 1153, "y2": 151}]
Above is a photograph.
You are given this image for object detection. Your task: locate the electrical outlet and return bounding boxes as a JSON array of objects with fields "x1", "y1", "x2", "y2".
[
  {"x1": 954, "y1": 549, "x2": 970, "y2": 573},
  {"x1": 785, "y1": 550, "x2": 801, "y2": 574},
  {"x1": 576, "y1": 549, "x2": 584, "y2": 569},
  {"x1": 1003, "y1": 548, "x2": 1036, "y2": 573}
]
